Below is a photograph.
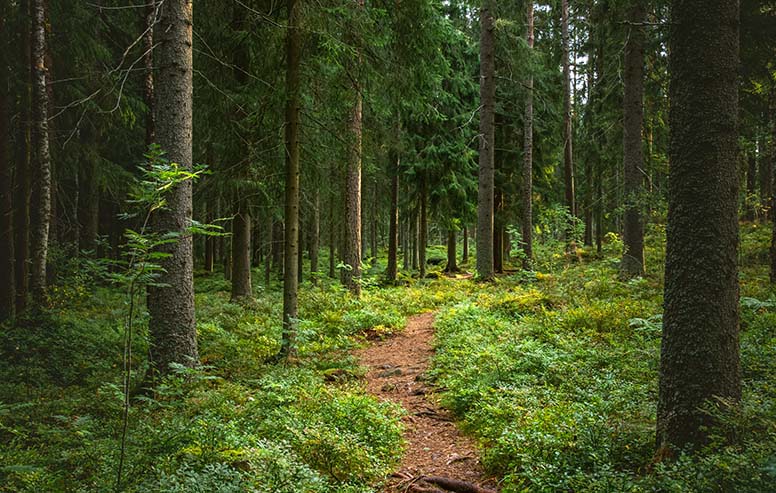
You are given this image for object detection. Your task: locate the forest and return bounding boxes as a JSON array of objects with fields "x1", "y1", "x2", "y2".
[{"x1": 1, "y1": 0, "x2": 775, "y2": 492}]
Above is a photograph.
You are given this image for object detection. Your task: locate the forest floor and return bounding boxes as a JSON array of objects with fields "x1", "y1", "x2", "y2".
[{"x1": 356, "y1": 312, "x2": 500, "y2": 493}]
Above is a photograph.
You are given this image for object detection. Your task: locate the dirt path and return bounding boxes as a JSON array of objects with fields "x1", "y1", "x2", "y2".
[{"x1": 355, "y1": 312, "x2": 499, "y2": 493}]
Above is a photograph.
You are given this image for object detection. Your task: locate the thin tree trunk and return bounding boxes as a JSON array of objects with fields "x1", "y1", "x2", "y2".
[
  {"x1": 78, "y1": 158, "x2": 99, "y2": 252},
  {"x1": 147, "y1": 0, "x2": 199, "y2": 375},
  {"x1": 744, "y1": 152, "x2": 756, "y2": 221},
  {"x1": 343, "y1": 0, "x2": 364, "y2": 295},
  {"x1": 29, "y1": 0, "x2": 51, "y2": 307},
  {"x1": 281, "y1": 0, "x2": 301, "y2": 356},
  {"x1": 402, "y1": 218, "x2": 412, "y2": 270},
  {"x1": 444, "y1": 230, "x2": 457, "y2": 273},
  {"x1": 595, "y1": 165, "x2": 603, "y2": 255},
  {"x1": 0, "y1": 6, "x2": 15, "y2": 320},
  {"x1": 14, "y1": 0, "x2": 30, "y2": 315},
  {"x1": 387, "y1": 147, "x2": 399, "y2": 282},
  {"x1": 230, "y1": 201, "x2": 252, "y2": 299},
  {"x1": 769, "y1": 89, "x2": 776, "y2": 283},
  {"x1": 310, "y1": 186, "x2": 320, "y2": 279},
  {"x1": 760, "y1": 132, "x2": 772, "y2": 219},
  {"x1": 521, "y1": 1, "x2": 534, "y2": 269},
  {"x1": 620, "y1": 2, "x2": 646, "y2": 278},
  {"x1": 494, "y1": 188, "x2": 503, "y2": 274},
  {"x1": 476, "y1": 0, "x2": 496, "y2": 280},
  {"x1": 144, "y1": 0, "x2": 156, "y2": 146},
  {"x1": 419, "y1": 174, "x2": 428, "y2": 278},
  {"x1": 562, "y1": 0, "x2": 576, "y2": 245},
  {"x1": 265, "y1": 215, "x2": 273, "y2": 285},
  {"x1": 411, "y1": 211, "x2": 418, "y2": 271},
  {"x1": 658, "y1": 0, "x2": 741, "y2": 453},
  {"x1": 328, "y1": 194, "x2": 336, "y2": 278},
  {"x1": 462, "y1": 225, "x2": 469, "y2": 264},
  {"x1": 370, "y1": 178, "x2": 377, "y2": 261}
]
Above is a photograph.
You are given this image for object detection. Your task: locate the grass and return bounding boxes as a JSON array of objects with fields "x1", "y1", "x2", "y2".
[
  {"x1": 430, "y1": 224, "x2": 776, "y2": 492},
  {"x1": 1, "y1": 225, "x2": 774, "y2": 491}
]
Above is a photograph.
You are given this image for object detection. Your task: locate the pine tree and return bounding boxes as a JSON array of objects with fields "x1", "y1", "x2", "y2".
[
  {"x1": 147, "y1": 0, "x2": 199, "y2": 376},
  {"x1": 281, "y1": 0, "x2": 302, "y2": 358},
  {"x1": 658, "y1": 0, "x2": 741, "y2": 452},
  {"x1": 620, "y1": 1, "x2": 647, "y2": 278},
  {"x1": 476, "y1": 0, "x2": 496, "y2": 280}
]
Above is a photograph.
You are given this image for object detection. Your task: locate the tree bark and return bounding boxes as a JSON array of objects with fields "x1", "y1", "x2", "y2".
[
  {"x1": 310, "y1": 186, "x2": 320, "y2": 279},
  {"x1": 29, "y1": 0, "x2": 51, "y2": 308},
  {"x1": 744, "y1": 152, "x2": 757, "y2": 221},
  {"x1": 760, "y1": 133, "x2": 772, "y2": 219},
  {"x1": 144, "y1": 0, "x2": 156, "y2": 146},
  {"x1": 476, "y1": 0, "x2": 496, "y2": 280},
  {"x1": 328, "y1": 193, "x2": 336, "y2": 278},
  {"x1": 495, "y1": 186, "x2": 505, "y2": 273},
  {"x1": 658, "y1": 0, "x2": 741, "y2": 453},
  {"x1": 462, "y1": 225, "x2": 469, "y2": 264},
  {"x1": 387, "y1": 147, "x2": 399, "y2": 282},
  {"x1": 561, "y1": 0, "x2": 576, "y2": 244},
  {"x1": 769, "y1": 89, "x2": 776, "y2": 282},
  {"x1": 147, "y1": 0, "x2": 199, "y2": 375},
  {"x1": 444, "y1": 230, "x2": 457, "y2": 273},
  {"x1": 620, "y1": 1, "x2": 646, "y2": 278},
  {"x1": 521, "y1": 1, "x2": 534, "y2": 269},
  {"x1": 419, "y1": 174, "x2": 428, "y2": 278},
  {"x1": 230, "y1": 201, "x2": 252, "y2": 299},
  {"x1": 0, "y1": 5, "x2": 15, "y2": 321},
  {"x1": 78, "y1": 158, "x2": 99, "y2": 252},
  {"x1": 280, "y1": 0, "x2": 301, "y2": 358}
]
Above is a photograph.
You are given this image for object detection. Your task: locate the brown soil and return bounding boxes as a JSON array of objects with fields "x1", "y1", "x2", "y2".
[{"x1": 355, "y1": 312, "x2": 499, "y2": 492}]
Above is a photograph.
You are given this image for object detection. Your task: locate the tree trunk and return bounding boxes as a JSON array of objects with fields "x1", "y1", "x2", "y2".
[
  {"x1": 147, "y1": 0, "x2": 199, "y2": 375},
  {"x1": 658, "y1": 0, "x2": 741, "y2": 453},
  {"x1": 620, "y1": 2, "x2": 646, "y2": 278},
  {"x1": 230, "y1": 201, "x2": 252, "y2": 299},
  {"x1": 760, "y1": 133, "x2": 772, "y2": 220},
  {"x1": 310, "y1": 186, "x2": 320, "y2": 279},
  {"x1": 419, "y1": 174, "x2": 428, "y2": 278},
  {"x1": 0, "y1": 6, "x2": 15, "y2": 321},
  {"x1": 264, "y1": 215, "x2": 273, "y2": 285},
  {"x1": 445, "y1": 230, "x2": 457, "y2": 273},
  {"x1": 494, "y1": 189, "x2": 503, "y2": 274},
  {"x1": 476, "y1": 0, "x2": 496, "y2": 280},
  {"x1": 521, "y1": 1, "x2": 534, "y2": 269},
  {"x1": 14, "y1": 0, "x2": 30, "y2": 315},
  {"x1": 144, "y1": 0, "x2": 156, "y2": 146},
  {"x1": 78, "y1": 159, "x2": 99, "y2": 252},
  {"x1": 403, "y1": 218, "x2": 411, "y2": 271},
  {"x1": 769, "y1": 89, "x2": 776, "y2": 283},
  {"x1": 328, "y1": 194, "x2": 336, "y2": 278},
  {"x1": 561, "y1": 0, "x2": 576, "y2": 245},
  {"x1": 29, "y1": 0, "x2": 51, "y2": 308},
  {"x1": 462, "y1": 225, "x2": 469, "y2": 264},
  {"x1": 411, "y1": 211, "x2": 419, "y2": 271},
  {"x1": 387, "y1": 148, "x2": 399, "y2": 282},
  {"x1": 744, "y1": 152, "x2": 757, "y2": 221},
  {"x1": 280, "y1": 0, "x2": 301, "y2": 357}
]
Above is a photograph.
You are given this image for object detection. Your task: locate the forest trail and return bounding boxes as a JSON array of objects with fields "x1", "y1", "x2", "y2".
[{"x1": 355, "y1": 312, "x2": 499, "y2": 493}]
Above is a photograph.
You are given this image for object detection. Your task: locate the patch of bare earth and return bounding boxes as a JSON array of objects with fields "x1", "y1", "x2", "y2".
[{"x1": 355, "y1": 312, "x2": 499, "y2": 493}]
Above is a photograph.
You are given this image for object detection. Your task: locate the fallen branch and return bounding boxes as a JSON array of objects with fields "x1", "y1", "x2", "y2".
[{"x1": 421, "y1": 475, "x2": 497, "y2": 493}]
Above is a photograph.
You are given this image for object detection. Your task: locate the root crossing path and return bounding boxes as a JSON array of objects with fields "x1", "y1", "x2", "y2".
[{"x1": 355, "y1": 312, "x2": 499, "y2": 493}]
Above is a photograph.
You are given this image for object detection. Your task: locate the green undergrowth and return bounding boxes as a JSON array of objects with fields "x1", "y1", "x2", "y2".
[
  {"x1": 431, "y1": 225, "x2": 776, "y2": 492},
  {"x1": 0, "y1": 264, "x2": 473, "y2": 492}
]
